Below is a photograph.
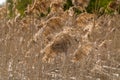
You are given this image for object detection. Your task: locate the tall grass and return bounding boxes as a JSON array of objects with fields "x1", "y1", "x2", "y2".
[{"x1": 6, "y1": 0, "x2": 120, "y2": 17}]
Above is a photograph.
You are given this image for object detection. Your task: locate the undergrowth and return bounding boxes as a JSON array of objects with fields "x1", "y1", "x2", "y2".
[{"x1": 6, "y1": 0, "x2": 120, "y2": 18}]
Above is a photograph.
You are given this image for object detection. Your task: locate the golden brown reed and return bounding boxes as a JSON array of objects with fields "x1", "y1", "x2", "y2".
[
  {"x1": 26, "y1": 0, "x2": 51, "y2": 15},
  {"x1": 76, "y1": 13, "x2": 94, "y2": 27},
  {"x1": 72, "y1": 43, "x2": 92, "y2": 62},
  {"x1": 42, "y1": 17, "x2": 64, "y2": 36},
  {"x1": 41, "y1": 17, "x2": 64, "y2": 45},
  {"x1": 50, "y1": 2, "x2": 63, "y2": 13},
  {"x1": 72, "y1": 0, "x2": 90, "y2": 11}
]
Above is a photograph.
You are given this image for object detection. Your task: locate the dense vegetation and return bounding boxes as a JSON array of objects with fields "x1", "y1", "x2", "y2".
[
  {"x1": 0, "y1": 0, "x2": 120, "y2": 80},
  {"x1": 7, "y1": 0, "x2": 120, "y2": 17}
]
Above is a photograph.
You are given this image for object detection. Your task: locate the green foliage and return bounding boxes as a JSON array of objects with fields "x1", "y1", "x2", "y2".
[
  {"x1": 7, "y1": 0, "x2": 33, "y2": 17},
  {"x1": 7, "y1": 0, "x2": 14, "y2": 17},
  {"x1": 39, "y1": 12, "x2": 46, "y2": 17},
  {"x1": 74, "y1": 8, "x2": 82, "y2": 15},
  {"x1": 63, "y1": 0, "x2": 73, "y2": 11},
  {"x1": 63, "y1": 0, "x2": 117, "y2": 15},
  {"x1": 86, "y1": 0, "x2": 114, "y2": 14},
  {"x1": 47, "y1": 7, "x2": 51, "y2": 14},
  {"x1": 16, "y1": 0, "x2": 33, "y2": 16},
  {"x1": 7, "y1": 0, "x2": 120, "y2": 18}
]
